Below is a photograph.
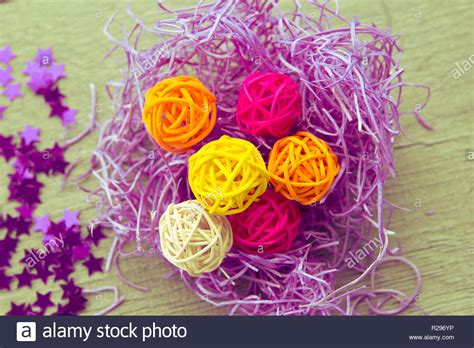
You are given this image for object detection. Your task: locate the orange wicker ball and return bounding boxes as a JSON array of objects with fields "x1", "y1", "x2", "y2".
[
  {"x1": 142, "y1": 76, "x2": 217, "y2": 153},
  {"x1": 267, "y1": 131, "x2": 340, "y2": 205}
]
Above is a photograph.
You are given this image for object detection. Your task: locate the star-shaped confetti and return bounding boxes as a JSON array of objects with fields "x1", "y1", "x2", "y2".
[
  {"x1": 38, "y1": 86, "x2": 64, "y2": 103},
  {"x1": 3, "y1": 83, "x2": 23, "y2": 101},
  {"x1": 2, "y1": 214, "x2": 18, "y2": 234},
  {"x1": 0, "y1": 45, "x2": 108, "y2": 317},
  {"x1": 71, "y1": 243, "x2": 91, "y2": 262},
  {"x1": 0, "y1": 45, "x2": 16, "y2": 65},
  {"x1": 34, "y1": 292, "x2": 55, "y2": 310},
  {"x1": 0, "y1": 234, "x2": 19, "y2": 255},
  {"x1": 87, "y1": 224, "x2": 107, "y2": 247},
  {"x1": 60, "y1": 279, "x2": 82, "y2": 300},
  {"x1": 49, "y1": 63, "x2": 66, "y2": 81},
  {"x1": 36, "y1": 48, "x2": 54, "y2": 66},
  {"x1": 61, "y1": 108, "x2": 78, "y2": 126},
  {"x1": 0, "y1": 269, "x2": 14, "y2": 291},
  {"x1": 46, "y1": 143, "x2": 69, "y2": 174},
  {"x1": 33, "y1": 214, "x2": 51, "y2": 234},
  {"x1": 15, "y1": 204, "x2": 34, "y2": 219},
  {"x1": 61, "y1": 209, "x2": 80, "y2": 229},
  {"x1": 49, "y1": 101, "x2": 68, "y2": 118},
  {"x1": 15, "y1": 268, "x2": 33, "y2": 289},
  {"x1": 82, "y1": 254, "x2": 104, "y2": 276},
  {"x1": 19, "y1": 125, "x2": 40, "y2": 146},
  {"x1": 8, "y1": 172, "x2": 44, "y2": 205},
  {"x1": 0, "y1": 67, "x2": 13, "y2": 86},
  {"x1": 6, "y1": 302, "x2": 30, "y2": 316},
  {"x1": 63, "y1": 295, "x2": 88, "y2": 315},
  {"x1": 0, "y1": 134, "x2": 16, "y2": 161},
  {"x1": 15, "y1": 216, "x2": 32, "y2": 236},
  {"x1": 33, "y1": 263, "x2": 53, "y2": 284},
  {"x1": 52, "y1": 264, "x2": 75, "y2": 282}
]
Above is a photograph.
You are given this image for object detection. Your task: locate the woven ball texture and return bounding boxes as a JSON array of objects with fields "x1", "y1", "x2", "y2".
[
  {"x1": 188, "y1": 135, "x2": 269, "y2": 215},
  {"x1": 229, "y1": 190, "x2": 301, "y2": 255},
  {"x1": 267, "y1": 131, "x2": 340, "y2": 205},
  {"x1": 142, "y1": 75, "x2": 217, "y2": 153},
  {"x1": 159, "y1": 200, "x2": 233, "y2": 277},
  {"x1": 236, "y1": 72, "x2": 302, "y2": 137}
]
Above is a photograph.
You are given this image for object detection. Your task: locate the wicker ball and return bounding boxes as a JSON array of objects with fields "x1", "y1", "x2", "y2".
[
  {"x1": 229, "y1": 190, "x2": 301, "y2": 255},
  {"x1": 236, "y1": 72, "x2": 302, "y2": 137},
  {"x1": 188, "y1": 135, "x2": 269, "y2": 215},
  {"x1": 267, "y1": 131, "x2": 340, "y2": 205},
  {"x1": 142, "y1": 76, "x2": 217, "y2": 153},
  {"x1": 159, "y1": 200, "x2": 232, "y2": 276}
]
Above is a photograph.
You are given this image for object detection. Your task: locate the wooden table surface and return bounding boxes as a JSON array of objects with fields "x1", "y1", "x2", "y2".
[{"x1": 0, "y1": 0, "x2": 473, "y2": 315}]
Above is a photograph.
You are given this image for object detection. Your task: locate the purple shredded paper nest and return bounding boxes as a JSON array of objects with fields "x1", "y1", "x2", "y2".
[{"x1": 82, "y1": 0, "x2": 430, "y2": 315}]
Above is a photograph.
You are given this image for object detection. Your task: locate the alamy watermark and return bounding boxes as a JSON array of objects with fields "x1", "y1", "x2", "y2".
[
  {"x1": 345, "y1": 235, "x2": 383, "y2": 269},
  {"x1": 24, "y1": 233, "x2": 64, "y2": 268},
  {"x1": 132, "y1": 45, "x2": 170, "y2": 79},
  {"x1": 451, "y1": 54, "x2": 474, "y2": 79}
]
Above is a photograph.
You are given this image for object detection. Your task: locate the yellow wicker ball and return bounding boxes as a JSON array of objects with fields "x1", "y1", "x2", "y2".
[
  {"x1": 188, "y1": 135, "x2": 269, "y2": 215},
  {"x1": 159, "y1": 200, "x2": 232, "y2": 277}
]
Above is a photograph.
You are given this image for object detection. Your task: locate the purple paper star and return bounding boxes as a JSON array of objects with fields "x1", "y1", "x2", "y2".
[
  {"x1": 33, "y1": 263, "x2": 53, "y2": 284},
  {"x1": 12, "y1": 159, "x2": 30, "y2": 177},
  {"x1": 8, "y1": 172, "x2": 43, "y2": 205},
  {"x1": 24, "y1": 61, "x2": 40, "y2": 76},
  {"x1": 3, "y1": 83, "x2": 23, "y2": 101},
  {"x1": 0, "y1": 269, "x2": 13, "y2": 290},
  {"x1": 34, "y1": 292, "x2": 55, "y2": 310},
  {"x1": 60, "y1": 279, "x2": 82, "y2": 300},
  {"x1": 0, "y1": 233, "x2": 19, "y2": 254},
  {"x1": 71, "y1": 243, "x2": 91, "y2": 262},
  {"x1": 15, "y1": 204, "x2": 34, "y2": 219},
  {"x1": 61, "y1": 209, "x2": 80, "y2": 229},
  {"x1": 19, "y1": 125, "x2": 40, "y2": 146},
  {"x1": 0, "y1": 105, "x2": 7, "y2": 120},
  {"x1": 2, "y1": 214, "x2": 18, "y2": 234},
  {"x1": 0, "y1": 134, "x2": 16, "y2": 161},
  {"x1": 0, "y1": 233, "x2": 17, "y2": 267},
  {"x1": 49, "y1": 63, "x2": 66, "y2": 81},
  {"x1": 38, "y1": 86, "x2": 64, "y2": 103},
  {"x1": 0, "y1": 255, "x2": 11, "y2": 268},
  {"x1": 33, "y1": 214, "x2": 51, "y2": 234},
  {"x1": 47, "y1": 143, "x2": 69, "y2": 174},
  {"x1": 46, "y1": 221, "x2": 66, "y2": 237},
  {"x1": 53, "y1": 303, "x2": 68, "y2": 316},
  {"x1": 87, "y1": 224, "x2": 107, "y2": 246},
  {"x1": 6, "y1": 302, "x2": 29, "y2": 316},
  {"x1": 19, "y1": 249, "x2": 36, "y2": 266},
  {"x1": 63, "y1": 295, "x2": 88, "y2": 315},
  {"x1": 26, "y1": 70, "x2": 50, "y2": 92},
  {"x1": 0, "y1": 45, "x2": 16, "y2": 65},
  {"x1": 63, "y1": 229, "x2": 83, "y2": 247},
  {"x1": 52, "y1": 264, "x2": 75, "y2": 282},
  {"x1": 61, "y1": 108, "x2": 78, "y2": 126},
  {"x1": 36, "y1": 48, "x2": 54, "y2": 66},
  {"x1": 82, "y1": 254, "x2": 103, "y2": 276},
  {"x1": 16, "y1": 268, "x2": 33, "y2": 289},
  {"x1": 0, "y1": 67, "x2": 13, "y2": 86},
  {"x1": 15, "y1": 216, "x2": 32, "y2": 236},
  {"x1": 49, "y1": 101, "x2": 68, "y2": 118}
]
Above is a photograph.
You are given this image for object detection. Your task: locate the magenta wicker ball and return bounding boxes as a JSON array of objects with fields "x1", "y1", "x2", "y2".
[
  {"x1": 229, "y1": 190, "x2": 301, "y2": 255},
  {"x1": 235, "y1": 72, "x2": 302, "y2": 137}
]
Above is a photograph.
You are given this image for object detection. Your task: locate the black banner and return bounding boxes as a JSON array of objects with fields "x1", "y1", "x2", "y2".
[{"x1": 1, "y1": 316, "x2": 472, "y2": 347}]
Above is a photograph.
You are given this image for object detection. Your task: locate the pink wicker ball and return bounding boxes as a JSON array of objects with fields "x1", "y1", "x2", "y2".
[
  {"x1": 235, "y1": 72, "x2": 302, "y2": 137},
  {"x1": 229, "y1": 190, "x2": 301, "y2": 255}
]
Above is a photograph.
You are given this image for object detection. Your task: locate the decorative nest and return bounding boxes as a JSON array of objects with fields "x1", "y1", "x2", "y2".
[{"x1": 87, "y1": 0, "x2": 429, "y2": 315}]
